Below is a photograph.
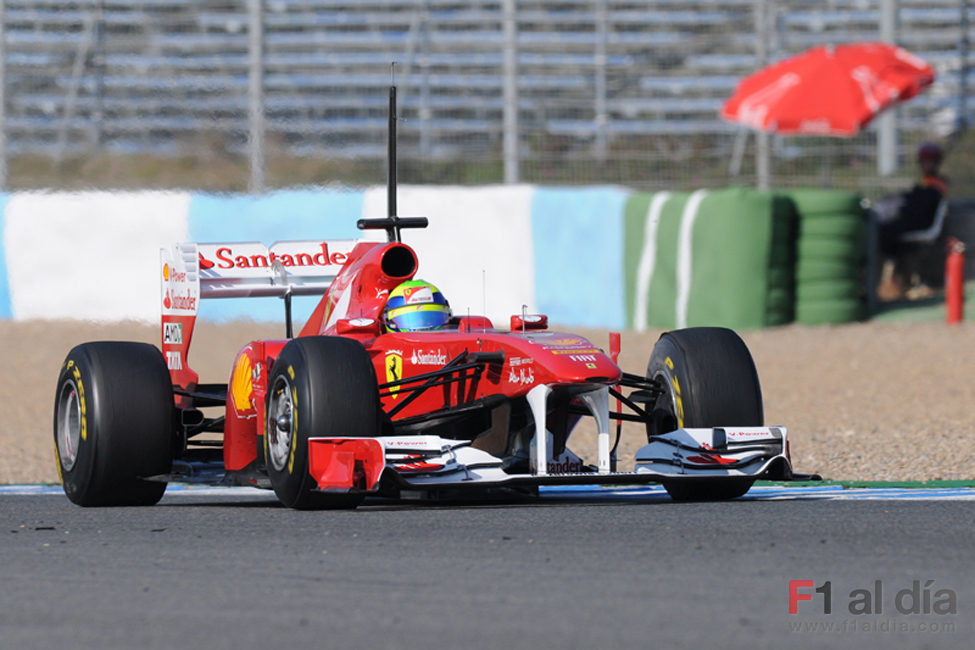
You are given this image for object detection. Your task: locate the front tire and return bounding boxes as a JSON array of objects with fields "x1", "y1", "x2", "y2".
[
  {"x1": 645, "y1": 327, "x2": 763, "y2": 501},
  {"x1": 54, "y1": 342, "x2": 174, "y2": 506},
  {"x1": 265, "y1": 337, "x2": 382, "y2": 510}
]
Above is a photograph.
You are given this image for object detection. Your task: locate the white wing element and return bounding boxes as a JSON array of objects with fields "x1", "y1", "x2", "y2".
[{"x1": 160, "y1": 240, "x2": 359, "y2": 315}]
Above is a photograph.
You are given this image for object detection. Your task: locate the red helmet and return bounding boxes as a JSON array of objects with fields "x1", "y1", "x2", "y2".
[{"x1": 917, "y1": 142, "x2": 943, "y2": 163}]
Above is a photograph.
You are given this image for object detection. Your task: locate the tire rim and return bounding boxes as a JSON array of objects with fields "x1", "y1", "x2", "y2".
[
  {"x1": 56, "y1": 379, "x2": 82, "y2": 471},
  {"x1": 267, "y1": 375, "x2": 295, "y2": 471}
]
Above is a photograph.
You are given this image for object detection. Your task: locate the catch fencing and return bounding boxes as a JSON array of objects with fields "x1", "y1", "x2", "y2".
[{"x1": 0, "y1": 0, "x2": 971, "y2": 193}]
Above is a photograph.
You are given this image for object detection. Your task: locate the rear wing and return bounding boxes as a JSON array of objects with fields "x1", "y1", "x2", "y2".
[
  {"x1": 161, "y1": 240, "x2": 358, "y2": 311},
  {"x1": 160, "y1": 240, "x2": 357, "y2": 391}
]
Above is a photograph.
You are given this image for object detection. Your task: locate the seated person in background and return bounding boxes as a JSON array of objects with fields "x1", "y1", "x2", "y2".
[{"x1": 876, "y1": 142, "x2": 948, "y2": 299}]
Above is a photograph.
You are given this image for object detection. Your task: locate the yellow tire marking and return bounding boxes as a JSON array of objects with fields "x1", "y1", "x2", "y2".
[{"x1": 288, "y1": 383, "x2": 298, "y2": 475}]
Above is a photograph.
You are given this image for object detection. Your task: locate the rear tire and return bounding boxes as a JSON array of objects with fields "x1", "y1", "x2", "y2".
[
  {"x1": 53, "y1": 342, "x2": 174, "y2": 506},
  {"x1": 645, "y1": 327, "x2": 763, "y2": 501},
  {"x1": 265, "y1": 337, "x2": 382, "y2": 510}
]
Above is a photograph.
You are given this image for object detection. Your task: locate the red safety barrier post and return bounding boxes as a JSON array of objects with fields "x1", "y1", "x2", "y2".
[{"x1": 946, "y1": 237, "x2": 966, "y2": 325}]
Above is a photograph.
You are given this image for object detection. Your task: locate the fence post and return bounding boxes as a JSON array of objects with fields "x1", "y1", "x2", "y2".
[
  {"x1": 0, "y1": 0, "x2": 6, "y2": 190},
  {"x1": 877, "y1": 0, "x2": 900, "y2": 177},
  {"x1": 959, "y1": 0, "x2": 970, "y2": 135},
  {"x1": 248, "y1": 0, "x2": 266, "y2": 194},
  {"x1": 594, "y1": 0, "x2": 608, "y2": 163},
  {"x1": 502, "y1": 0, "x2": 519, "y2": 184},
  {"x1": 754, "y1": 0, "x2": 770, "y2": 190}
]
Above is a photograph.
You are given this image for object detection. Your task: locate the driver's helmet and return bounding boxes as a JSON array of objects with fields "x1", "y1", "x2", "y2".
[{"x1": 384, "y1": 280, "x2": 452, "y2": 332}]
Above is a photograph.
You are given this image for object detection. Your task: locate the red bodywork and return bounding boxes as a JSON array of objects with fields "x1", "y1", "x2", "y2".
[{"x1": 167, "y1": 239, "x2": 621, "y2": 474}]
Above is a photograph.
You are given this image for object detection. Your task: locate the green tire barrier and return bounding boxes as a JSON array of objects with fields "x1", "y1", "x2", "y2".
[
  {"x1": 796, "y1": 258, "x2": 860, "y2": 282},
  {"x1": 786, "y1": 189, "x2": 866, "y2": 326},
  {"x1": 796, "y1": 279, "x2": 861, "y2": 301},
  {"x1": 766, "y1": 287, "x2": 794, "y2": 313},
  {"x1": 622, "y1": 187, "x2": 869, "y2": 330},
  {"x1": 797, "y1": 234, "x2": 865, "y2": 262},
  {"x1": 624, "y1": 187, "x2": 795, "y2": 330},
  {"x1": 795, "y1": 298, "x2": 866, "y2": 325},
  {"x1": 787, "y1": 188, "x2": 865, "y2": 216},
  {"x1": 800, "y1": 214, "x2": 866, "y2": 239}
]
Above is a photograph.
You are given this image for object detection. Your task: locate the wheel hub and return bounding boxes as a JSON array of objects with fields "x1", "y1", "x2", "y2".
[
  {"x1": 267, "y1": 377, "x2": 295, "y2": 471},
  {"x1": 56, "y1": 380, "x2": 82, "y2": 471}
]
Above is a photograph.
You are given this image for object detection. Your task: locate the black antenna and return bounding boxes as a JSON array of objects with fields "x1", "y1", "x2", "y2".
[
  {"x1": 356, "y1": 69, "x2": 428, "y2": 241},
  {"x1": 387, "y1": 82, "x2": 398, "y2": 241}
]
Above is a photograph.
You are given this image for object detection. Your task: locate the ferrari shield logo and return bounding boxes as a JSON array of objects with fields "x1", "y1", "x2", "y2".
[{"x1": 385, "y1": 351, "x2": 402, "y2": 398}]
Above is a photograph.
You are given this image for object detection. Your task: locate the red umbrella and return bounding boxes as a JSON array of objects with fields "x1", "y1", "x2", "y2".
[{"x1": 721, "y1": 42, "x2": 935, "y2": 136}]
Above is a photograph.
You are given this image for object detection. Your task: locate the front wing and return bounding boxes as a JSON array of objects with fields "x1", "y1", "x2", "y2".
[{"x1": 305, "y1": 426, "x2": 793, "y2": 496}]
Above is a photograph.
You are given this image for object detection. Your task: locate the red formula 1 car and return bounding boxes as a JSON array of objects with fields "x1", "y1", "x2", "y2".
[
  {"x1": 53, "y1": 218, "x2": 798, "y2": 508},
  {"x1": 53, "y1": 91, "x2": 800, "y2": 509}
]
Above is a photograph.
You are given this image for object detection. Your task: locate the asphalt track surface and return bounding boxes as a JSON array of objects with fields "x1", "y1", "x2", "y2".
[{"x1": 2, "y1": 486, "x2": 973, "y2": 650}]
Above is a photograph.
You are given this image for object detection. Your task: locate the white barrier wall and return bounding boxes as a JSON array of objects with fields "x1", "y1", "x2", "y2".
[
  {"x1": 0, "y1": 187, "x2": 547, "y2": 327},
  {"x1": 4, "y1": 192, "x2": 191, "y2": 321},
  {"x1": 362, "y1": 185, "x2": 538, "y2": 327}
]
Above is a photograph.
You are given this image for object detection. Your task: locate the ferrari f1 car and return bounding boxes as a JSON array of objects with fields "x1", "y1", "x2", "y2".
[
  {"x1": 54, "y1": 218, "x2": 802, "y2": 508},
  {"x1": 53, "y1": 91, "x2": 800, "y2": 509}
]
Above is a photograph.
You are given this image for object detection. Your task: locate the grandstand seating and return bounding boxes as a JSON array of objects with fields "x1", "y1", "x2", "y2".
[{"x1": 1, "y1": 0, "x2": 971, "y2": 186}]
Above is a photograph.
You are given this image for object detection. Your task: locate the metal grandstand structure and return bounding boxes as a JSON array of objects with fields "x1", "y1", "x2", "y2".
[{"x1": 0, "y1": 0, "x2": 971, "y2": 192}]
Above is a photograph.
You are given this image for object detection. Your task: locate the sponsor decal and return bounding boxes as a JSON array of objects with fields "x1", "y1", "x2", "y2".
[
  {"x1": 547, "y1": 458, "x2": 583, "y2": 473},
  {"x1": 163, "y1": 322, "x2": 183, "y2": 345},
  {"x1": 199, "y1": 242, "x2": 348, "y2": 271},
  {"x1": 403, "y1": 285, "x2": 434, "y2": 305},
  {"x1": 508, "y1": 366, "x2": 535, "y2": 386},
  {"x1": 346, "y1": 318, "x2": 376, "y2": 328},
  {"x1": 163, "y1": 289, "x2": 198, "y2": 312},
  {"x1": 394, "y1": 461, "x2": 446, "y2": 474},
  {"x1": 385, "y1": 351, "x2": 403, "y2": 398},
  {"x1": 546, "y1": 337, "x2": 584, "y2": 347},
  {"x1": 550, "y1": 348, "x2": 601, "y2": 355},
  {"x1": 509, "y1": 357, "x2": 533, "y2": 367},
  {"x1": 685, "y1": 443, "x2": 737, "y2": 465},
  {"x1": 231, "y1": 354, "x2": 254, "y2": 412},
  {"x1": 410, "y1": 349, "x2": 448, "y2": 366},
  {"x1": 166, "y1": 351, "x2": 182, "y2": 370},
  {"x1": 567, "y1": 354, "x2": 598, "y2": 363},
  {"x1": 726, "y1": 429, "x2": 776, "y2": 440}
]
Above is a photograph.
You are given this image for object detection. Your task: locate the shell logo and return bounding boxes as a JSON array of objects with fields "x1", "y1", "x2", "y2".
[{"x1": 231, "y1": 353, "x2": 254, "y2": 412}]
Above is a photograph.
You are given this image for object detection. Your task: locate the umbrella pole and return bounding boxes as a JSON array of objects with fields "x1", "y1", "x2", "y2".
[{"x1": 756, "y1": 131, "x2": 770, "y2": 190}]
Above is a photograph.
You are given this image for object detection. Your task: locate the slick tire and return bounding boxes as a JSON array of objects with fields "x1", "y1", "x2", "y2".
[
  {"x1": 645, "y1": 327, "x2": 763, "y2": 501},
  {"x1": 265, "y1": 336, "x2": 382, "y2": 510},
  {"x1": 54, "y1": 342, "x2": 174, "y2": 506}
]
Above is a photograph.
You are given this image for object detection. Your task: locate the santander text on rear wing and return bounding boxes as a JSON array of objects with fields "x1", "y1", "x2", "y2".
[
  {"x1": 161, "y1": 240, "x2": 358, "y2": 308},
  {"x1": 159, "y1": 240, "x2": 357, "y2": 394}
]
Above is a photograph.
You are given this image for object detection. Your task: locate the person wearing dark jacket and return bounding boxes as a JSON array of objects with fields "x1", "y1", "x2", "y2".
[{"x1": 877, "y1": 142, "x2": 948, "y2": 299}]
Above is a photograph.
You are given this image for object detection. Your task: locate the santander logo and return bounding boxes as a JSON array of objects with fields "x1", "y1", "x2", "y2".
[{"x1": 199, "y1": 243, "x2": 347, "y2": 271}]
